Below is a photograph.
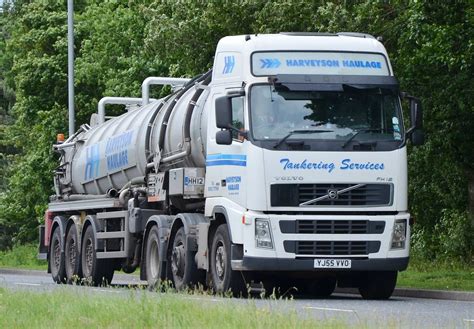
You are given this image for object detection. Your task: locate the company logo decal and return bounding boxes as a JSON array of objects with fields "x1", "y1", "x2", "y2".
[
  {"x1": 327, "y1": 189, "x2": 338, "y2": 199},
  {"x1": 260, "y1": 58, "x2": 281, "y2": 69},
  {"x1": 280, "y1": 158, "x2": 336, "y2": 173},
  {"x1": 280, "y1": 158, "x2": 384, "y2": 173},
  {"x1": 252, "y1": 52, "x2": 389, "y2": 76},
  {"x1": 105, "y1": 130, "x2": 133, "y2": 171},
  {"x1": 285, "y1": 59, "x2": 382, "y2": 69},
  {"x1": 225, "y1": 176, "x2": 241, "y2": 195},
  {"x1": 274, "y1": 176, "x2": 304, "y2": 181},
  {"x1": 222, "y1": 56, "x2": 235, "y2": 74},
  {"x1": 84, "y1": 144, "x2": 100, "y2": 180}
]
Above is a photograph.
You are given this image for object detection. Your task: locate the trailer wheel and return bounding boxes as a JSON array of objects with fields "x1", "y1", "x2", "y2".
[
  {"x1": 358, "y1": 271, "x2": 397, "y2": 300},
  {"x1": 65, "y1": 224, "x2": 82, "y2": 284},
  {"x1": 210, "y1": 224, "x2": 245, "y2": 295},
  {"x1": 50, "y1": 227, "x2": 66, "y2": 284},
  {"x1": 145, "y1": 226, "x2": 163, "y2": 289},
  {"x1": 169, "y1": 227, "x2": 203, "y2": 290},
  {"x1": 81, "y1": 225, "x2": 114, "y2": 286}
]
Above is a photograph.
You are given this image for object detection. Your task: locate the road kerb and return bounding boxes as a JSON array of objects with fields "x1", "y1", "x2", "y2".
[{"x1": 335, "y1": 287, "x2": 474, "y2": 302}]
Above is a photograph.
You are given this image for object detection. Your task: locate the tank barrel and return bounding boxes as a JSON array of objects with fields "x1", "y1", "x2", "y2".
[{"x1": 53, "y1": 75, "x2": 204, "y2": 196}]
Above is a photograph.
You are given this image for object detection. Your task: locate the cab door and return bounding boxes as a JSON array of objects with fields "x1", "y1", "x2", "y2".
[{"x1": 205, "y1": 89, "x2": 247, "y2": 208}]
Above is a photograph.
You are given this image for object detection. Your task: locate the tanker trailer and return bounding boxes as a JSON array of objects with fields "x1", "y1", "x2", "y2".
[
  {"x1": 39, "y1": 33, "x2": 424, "y2": 299},
  {"x1": 43, "y1": 71, "x2": 212, "y2": 287}
]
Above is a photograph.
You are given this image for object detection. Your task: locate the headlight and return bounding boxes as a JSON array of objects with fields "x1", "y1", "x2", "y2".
[
  {"x1": 255, "y1": 219, "x2": 273, "y2": 249},
  {"x1": 391, "y1": 219, "x2": 407, "y2": 249}
]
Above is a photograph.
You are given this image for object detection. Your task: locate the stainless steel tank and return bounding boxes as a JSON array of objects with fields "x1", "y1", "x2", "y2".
[{"x1": 62, "y1": 84, "x2": 209, "y2": 195}]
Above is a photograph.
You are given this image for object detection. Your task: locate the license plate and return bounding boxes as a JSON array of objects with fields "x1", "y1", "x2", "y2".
[{"x1": 314, "y1": 259, "x2": 352, "y2": 269}]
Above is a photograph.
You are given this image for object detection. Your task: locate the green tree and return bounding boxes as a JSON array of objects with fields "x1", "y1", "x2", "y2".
[
  {"x1": 0, "y1": 2, "x2": 69, "y2": 247},
  {"x1": 0, "y1": 0, "x2": 164, "y2": 248},
  {"x1": 392, "y1": 1, "x2": 473, "y2": 261},
  {"x1": 142, "y1": 1, "x2": 264, "y2": 76},
  {"x1": 1, "y1": 1, "x2": 21, "y2": 248},
  {"x1": 74, "y1": 0, "x2": 166, "y2": 122}
]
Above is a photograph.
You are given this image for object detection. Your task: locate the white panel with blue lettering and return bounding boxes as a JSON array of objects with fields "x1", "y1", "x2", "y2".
[
  {"x1": 252, "y1": 52, "x2": 389, "y2": 76},
  {"x1": 256, "y1": 148, "x2": 407, "y2": 212}
]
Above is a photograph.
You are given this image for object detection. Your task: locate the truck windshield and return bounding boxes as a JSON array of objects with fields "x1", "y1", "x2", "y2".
[{"x1": 250, "y1": 85, "x2": 404, "y2": 149}]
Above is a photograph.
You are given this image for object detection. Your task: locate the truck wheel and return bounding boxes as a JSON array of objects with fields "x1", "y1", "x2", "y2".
[
  {"x1": 210, "y1": 224, "x2": 245, "y2": 295},
  {"x1": 50, "y1": 227, "x2": 66, "y2": 284},
  {"x1": 302, "y1": 277, "x2": 337, "y2": 298},
  {"x1": 146, "y1": 226, "x2": 163, "y2": 289},
  {"x1": 359, "y1": 271, "x2": 397, "y2": 300},
  {"x1": 65, "y1": 224, "x2": 82, "y2": 284},
  {"x1": 81, "y1": 225, "x2": 114, "y2": 286},
  {"x1": 169, "y1": 227, "x2": 204, "y2": 290}
]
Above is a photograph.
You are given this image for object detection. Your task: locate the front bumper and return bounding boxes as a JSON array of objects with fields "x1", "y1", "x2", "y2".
[
  {"x1": 232, "y1": 256, "x2": 409, "y2": 271},
  {"x1": 237, "y1": 212, "x2": 411, "y2": 272}
]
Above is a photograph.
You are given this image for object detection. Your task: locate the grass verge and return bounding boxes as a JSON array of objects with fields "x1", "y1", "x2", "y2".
[
  {"x1": 397, "y1": 257, "x2": 473, "y2": 291},
  {"x1": 0, "y1": 244, "x2": 47, "y2": 270},
  {"x1": 0, "y1": 287, "x2": 342, "y2": 328}
]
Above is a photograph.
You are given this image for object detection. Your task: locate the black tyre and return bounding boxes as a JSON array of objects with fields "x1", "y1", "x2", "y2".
[
  {"x1": 65, "y1": 224, "x2": 82, "y2": 284},
  {"x1": 169, "y1": 227, "x2": 204, "y2": 290},
  {"x1": 50, "y1": 227, "x2": 66, "y2": 284},
  {"x1": 359, "y1": 271, "x2": 397, "y2": 300},
  {"x1": 146, "y1": 226, "x2": 164, "y2": 289},
  {"x1": 81, "y1": 225, "x2": 114, "y2": 286},
  {"x1": 210, "y1": 224, "x2": 245, "y2": 295},
  {"x1": 302, "y1": 277, "x2": 337, "y2": 298}
]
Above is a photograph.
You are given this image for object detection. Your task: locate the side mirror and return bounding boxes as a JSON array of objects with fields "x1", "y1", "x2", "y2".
[
  {"x1": 215, "y1": 96, "x2": 232, "y2": 129},
  {"x1": 410, "y1": 98, "x2": 423, "y2": 130},
  {"x1": 216, "y1": 130, "x2": 232, "y2": 145},
  {"x1": 410, "y1": 129, "x2": 425, "y2": 146},
  {"x1": 402, "y1": 93, "x2": 425, "y2": 146}
]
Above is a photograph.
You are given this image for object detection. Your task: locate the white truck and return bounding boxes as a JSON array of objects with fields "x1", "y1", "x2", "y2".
[{"x1": 39, "y1": 32, "x2": 424, "y2": 299}]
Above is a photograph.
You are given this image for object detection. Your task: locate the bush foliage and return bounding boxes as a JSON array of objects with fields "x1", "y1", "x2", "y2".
[{"x1": 0, "y1": 1, "x2": 472, "y2": 262}]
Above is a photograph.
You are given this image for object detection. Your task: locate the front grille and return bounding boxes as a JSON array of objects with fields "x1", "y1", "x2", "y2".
[
  {"x1": 271, "y1": 183, "x2": 392, "y2": 207},
  {"x1": 279, "y1": 220, "x2": 385, "y2": 234},
  {"x1": 284, "y1": 240, "x2": 381, "y2": 255}
]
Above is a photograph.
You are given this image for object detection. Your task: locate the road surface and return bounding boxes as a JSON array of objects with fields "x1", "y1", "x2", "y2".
[{"x1": 0, "y1": 268, "x2": 472, "y2": 328}]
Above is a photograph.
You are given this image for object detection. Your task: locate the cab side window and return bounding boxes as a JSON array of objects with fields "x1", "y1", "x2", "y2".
[{"x1": 231, "y1": 96, "x2": 245, "y2": 141}]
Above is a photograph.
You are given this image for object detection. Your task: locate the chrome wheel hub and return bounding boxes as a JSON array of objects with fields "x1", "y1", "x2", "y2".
[
  {"x1": 215, "y1": 243, "x2": 226, "y2": 281},
  {"x1": 171, "y1": 244, "x2": 185, "y2": 278}
]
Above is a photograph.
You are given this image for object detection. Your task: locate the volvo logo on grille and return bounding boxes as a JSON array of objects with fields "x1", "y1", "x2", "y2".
[{"x1": 327, "y1": 189, "x2": 339, "y2": 199}]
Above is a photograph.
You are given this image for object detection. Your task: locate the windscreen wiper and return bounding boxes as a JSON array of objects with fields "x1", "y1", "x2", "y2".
[
  {"x1": 341, "y1": 128, "x2": 382, "y2": 148},
  {"x1": 273, "y1": 129, "x2": 333, "y2": 149}
]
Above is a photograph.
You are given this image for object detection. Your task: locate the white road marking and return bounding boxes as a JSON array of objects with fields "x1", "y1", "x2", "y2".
[
  {"x1": 304, "y1": 306, "x2": 361, "y2": 323},
  {"x1": 14, "y1": 282, "x2": 41, "y2": 286},
  {"x1": 185, "y1": 296, "x2": 221, "y2": 302},
  {"x1": 96, "y1": 289, "x2": 121, "y2": 293},
  {"x1": 464, "y1": 319, "x2": 474, "y2": 322},
  {"x1": 304, "y1": 306, "x2": 355, "y2": 313}
]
